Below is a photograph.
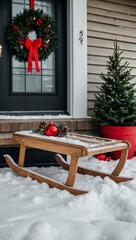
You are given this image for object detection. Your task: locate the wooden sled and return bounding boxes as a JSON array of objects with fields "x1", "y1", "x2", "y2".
[{"x1": 4, "y1": 131, "x2": 133, "y2": 195}]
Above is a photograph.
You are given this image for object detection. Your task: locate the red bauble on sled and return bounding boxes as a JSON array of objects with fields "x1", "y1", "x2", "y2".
[{"x1": 45, "y1": 123, "x2": 59, "y2": 136}]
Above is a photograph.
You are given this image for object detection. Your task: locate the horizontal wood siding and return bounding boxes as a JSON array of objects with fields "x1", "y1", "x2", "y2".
[{"x1": 87, "y1": 0, "x2": 136, "y2": 115}]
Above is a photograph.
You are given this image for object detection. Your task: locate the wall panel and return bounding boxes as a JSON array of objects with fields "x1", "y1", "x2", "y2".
[{"x1": 87, "y1": 0, "x2": 136, "y2": 115}]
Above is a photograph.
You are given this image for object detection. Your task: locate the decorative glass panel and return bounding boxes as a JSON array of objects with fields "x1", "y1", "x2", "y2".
[
  {"x1": 26, "y1": 74, "x2": 41, "y2": 92},
  {"x1": 12, "y1": 0, "x2": 55, "y2": 94},
  {"x1": 12, "y1": 75, "x2": 25, "y2": 92},
  {"x1": 42, "y1": 75, "x2": 55, "y2": 92}
]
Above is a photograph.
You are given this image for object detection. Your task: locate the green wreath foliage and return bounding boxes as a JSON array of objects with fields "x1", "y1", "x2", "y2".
[{"x1": 7, "y1": 8, "x2": 58, "y2": 62}]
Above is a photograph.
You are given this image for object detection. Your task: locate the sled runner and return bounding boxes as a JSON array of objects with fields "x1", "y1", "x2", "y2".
[{"x1": 4, "y1": 131, "x2": 133, "y2": 195}]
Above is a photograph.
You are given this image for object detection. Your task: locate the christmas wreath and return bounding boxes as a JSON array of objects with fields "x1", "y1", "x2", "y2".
[
  {"x1": 7, "y1": 8, "x2": 57, "y2": 72},
  {"x1": 33, "y1": 121, "x2": 68, "y2": 137}
]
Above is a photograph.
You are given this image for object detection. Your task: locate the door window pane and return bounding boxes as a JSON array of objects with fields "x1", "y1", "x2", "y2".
[
  {"x1": 26, "y1": 75, "x2": 41, "y2": 92},
  {"x1": 12, "y1": 75, "x2": 25, "y2": 92}
]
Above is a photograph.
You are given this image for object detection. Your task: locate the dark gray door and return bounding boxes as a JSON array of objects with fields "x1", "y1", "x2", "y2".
[{"x1": 0, "y1": 0, "x2": 67, "y2": 114}]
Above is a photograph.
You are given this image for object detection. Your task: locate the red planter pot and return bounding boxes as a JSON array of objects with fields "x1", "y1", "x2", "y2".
[{"x1": 100, "y1": 126, "x2": 136, "y2": 160}]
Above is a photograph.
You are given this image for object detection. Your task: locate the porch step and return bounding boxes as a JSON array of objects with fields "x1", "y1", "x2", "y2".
[
  {"x1": 0, "y1": 133, "x2": 15, "y2": 146},
  {"x1": 0, "y1": 118, "x2": 97, "y2": 147}
]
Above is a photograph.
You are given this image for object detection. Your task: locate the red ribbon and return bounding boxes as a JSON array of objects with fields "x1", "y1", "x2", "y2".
[
  {"x1": 30, "y1": 0, "x2": 34, "y2": 9},
  {"x1": 25, "y1": 38, "x2": 42, "y2": 73}
]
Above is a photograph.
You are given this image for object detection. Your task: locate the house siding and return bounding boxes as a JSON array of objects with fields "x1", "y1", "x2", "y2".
[{"x1": 87, "y1": 0, "x2": 136, "y2": 115}]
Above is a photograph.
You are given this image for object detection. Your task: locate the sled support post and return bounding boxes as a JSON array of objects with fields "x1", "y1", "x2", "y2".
[
  {"x1": 18, "y1": 144, "x2": 26, "y2": 167},
  {"x1": 111, "y1": 148, "x2": 128, "y2": 176},
  {"x1": 65, "y1": 156, "x2": 79, "y2": 187}
]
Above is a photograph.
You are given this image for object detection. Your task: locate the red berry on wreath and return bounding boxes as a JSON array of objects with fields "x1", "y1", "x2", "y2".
[
  {"x1": 13, "y1": 25, "x2": 19, "y2": 31},
  {"x1": 43, "y1": 44, "x2": 47, "y2": 48}
]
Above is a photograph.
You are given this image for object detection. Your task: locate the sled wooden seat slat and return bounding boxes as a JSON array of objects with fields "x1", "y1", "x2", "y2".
[{"x1": 4, "y1": 131, "x2": 132, "y2": 195}]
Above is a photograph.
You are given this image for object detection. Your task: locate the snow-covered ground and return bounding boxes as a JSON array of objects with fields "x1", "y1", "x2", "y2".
[{"x1": 1, "y1": 155, "x2": 136, "y2": 240}]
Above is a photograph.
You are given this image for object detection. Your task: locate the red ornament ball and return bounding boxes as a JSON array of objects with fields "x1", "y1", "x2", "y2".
[
  {"x1": 96, "y1": 154, "x2": 106, "y2": 160},
  {"x1": 105, "y1": 157, "x2": 110, "y2": 161},
  {"x1": 95, "y1": 154, "x2": 110, "y2": 161},
  {"x1": 45, "y1": 125, "x2": 59, "y2": 136},
  {"x1": 49, "y1": 121, "x2": 54, "y2": 125}
]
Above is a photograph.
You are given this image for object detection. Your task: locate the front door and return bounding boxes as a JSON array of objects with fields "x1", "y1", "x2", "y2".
[{"x1": 0, "y1": 0, "x2": 67, "y2": 114}]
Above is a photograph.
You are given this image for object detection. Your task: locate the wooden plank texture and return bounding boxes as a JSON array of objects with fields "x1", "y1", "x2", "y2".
[{"x1": 87, "y1": 0, "x2": 136, "y2": 114}]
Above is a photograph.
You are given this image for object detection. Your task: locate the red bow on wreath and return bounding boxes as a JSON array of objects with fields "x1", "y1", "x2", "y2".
[{"x1": 25, "y1": 37, "x2": 42, "y2": 73}]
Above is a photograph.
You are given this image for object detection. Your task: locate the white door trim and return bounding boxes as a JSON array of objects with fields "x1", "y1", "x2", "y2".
[{"x1": 67, "y1": 0, "x2": 87, "y2": 118}]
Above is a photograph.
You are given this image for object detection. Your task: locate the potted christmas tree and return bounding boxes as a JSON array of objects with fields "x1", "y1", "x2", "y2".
[{"x1": 93, "y1": 40, "x2": 136, "y2": 159}]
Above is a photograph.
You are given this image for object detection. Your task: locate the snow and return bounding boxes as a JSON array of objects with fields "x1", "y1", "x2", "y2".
[
  {"x1": 0, "y1": 114, "x2": 71, "y2": 120},
  {"x1": 1, "y1": 155, "x2": 136, "y2": 240},
  {"x1": 16, "y1": 130, "x2": 128, "y2": 153}
]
